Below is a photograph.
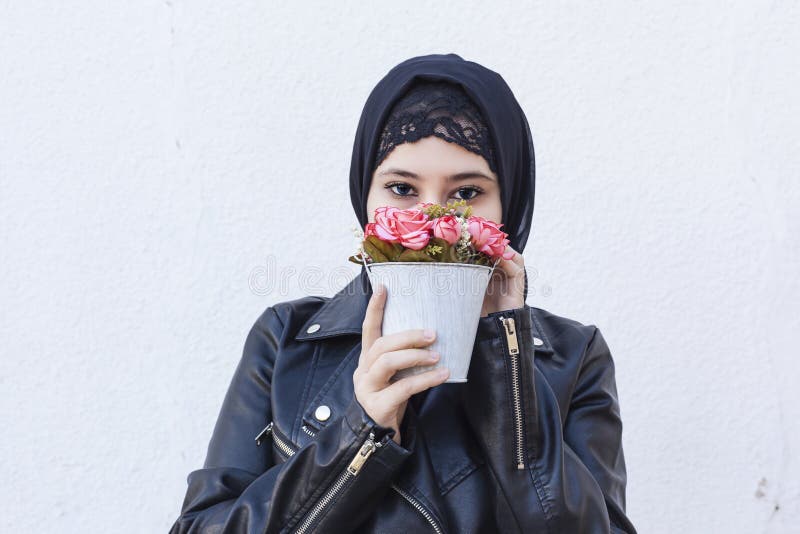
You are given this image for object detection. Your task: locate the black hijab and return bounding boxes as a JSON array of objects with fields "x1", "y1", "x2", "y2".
[{"x1": 349, "y1": 53, "x2": 537, "y2": 302}]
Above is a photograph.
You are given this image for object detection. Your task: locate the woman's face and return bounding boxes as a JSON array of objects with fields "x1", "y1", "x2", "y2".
[{"x1": 366, "y1": 136, "x2": 503, "y2": 225}]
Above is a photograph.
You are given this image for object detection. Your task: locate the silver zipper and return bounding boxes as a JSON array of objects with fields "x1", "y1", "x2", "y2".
[
  {"x1": 256, "y1": 422, "x2": 382, "y2": 532},
  {"x1": 391, "y1": 483, "x2": 443, "y2": 534},
  {"x1": 293, "y1": 431, "x2": 380, "y2": 533},
  {"x1": 500, "y1": 316, "x2": 526, "y2": 470},
  {"x1": 255, "y1": 422, "x2": 297, "y2": 458},
  {"x1": 298, "y1": 423, "x2": 442, "y2": 532},
  {"x1": 255, "y1": 422, "x2": 272, "y2": 446}
]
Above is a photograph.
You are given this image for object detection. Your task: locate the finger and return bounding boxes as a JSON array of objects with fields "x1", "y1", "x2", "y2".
[
  {"x1": 489, "y1": 248, "x2": 525, "y2": 292},
  {"x1": 366, "y1": 328, "x2": 436, "y2": 369},
  {"x1": 360, "y1": 283, "x2": 386, "y2": 366},
  {"x1": 508, "y1": 246, "x2": 524, "y2": 268},
  {"x1": 493, "y1": 247, "x2": 524, "y2": 277},
  {"x1": 364, "y1": 348, "x2": 440, "y2": 389},
  {"x1": 379, "y1": 367, "x2": 450, "y2": 406}
]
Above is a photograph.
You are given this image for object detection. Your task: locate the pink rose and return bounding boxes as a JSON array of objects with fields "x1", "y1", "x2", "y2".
[
  {"x1": 431, "y1": 215, "x2": 462, "y2": 245},
  {"x1": 466, "y1": 216, "x2": 515, "y2": 260},
  {"x1": 364, "y1": 222, "x2": 377, "y2": 238},
  {"x1": 373, "y1": 206, "x2": 433, "y2": 250}
]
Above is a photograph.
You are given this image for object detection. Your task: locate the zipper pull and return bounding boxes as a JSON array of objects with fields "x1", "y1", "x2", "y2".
[
  {"x1": 500, "y1": 316, "x2": 520, "y2": 355},
  {"x1": 347, "y1": 431, "x2": 378, "y2": 475},
  {"x1": 255, "y1": 422, "x2": 273, "y2": 446}
]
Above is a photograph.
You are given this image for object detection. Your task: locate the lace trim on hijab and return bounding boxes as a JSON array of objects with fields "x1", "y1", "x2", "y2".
[{"x1": 374, "y1": 80, "x2": 498, "y2": 174}]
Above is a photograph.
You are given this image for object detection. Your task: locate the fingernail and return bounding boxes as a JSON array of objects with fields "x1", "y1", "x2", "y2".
[
  {"x1": 438, "y1": 368, "x2": 449, "y2": 378},
  {"x1": 429, "y1": 351, "x2": 440, "y2": 361},
  {"x1": 424, "y1": 329, "x2": 435, "y2": 340}
]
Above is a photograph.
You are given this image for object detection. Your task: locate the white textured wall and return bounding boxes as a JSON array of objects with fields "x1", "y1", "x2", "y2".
[{"x1": 1, "y1": 2, "x2": 798, "y2": 532}]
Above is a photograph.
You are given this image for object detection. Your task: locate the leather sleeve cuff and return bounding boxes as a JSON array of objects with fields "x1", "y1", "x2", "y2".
[
  {"x1": 342, "y1": 393, "x2": 415, "y2": 468},
  {"x1": 344, "y1": 394, "x2": 392, "y2": 440}
]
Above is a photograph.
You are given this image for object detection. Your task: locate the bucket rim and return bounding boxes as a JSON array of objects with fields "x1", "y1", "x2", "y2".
[{"x1": 363, "y1": 261, "x2": 495, "y2": 271}]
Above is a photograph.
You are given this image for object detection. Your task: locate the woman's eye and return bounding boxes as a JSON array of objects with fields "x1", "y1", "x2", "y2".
[
  {"x1": 455, "y1": 187, "x2": 482, "y2": 200},
  {"x1": 385, "y1": 183, "x2": 483, "y2": 200},
  {"x1": 386, "y1": 182, "x2": 416, "y2": 197}
]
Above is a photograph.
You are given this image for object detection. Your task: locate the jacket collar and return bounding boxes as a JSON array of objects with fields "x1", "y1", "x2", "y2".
[
  {"x1": 294, "y1": 266, "x2": 554, "y2": 353},
  {"x1": 294, "y1": 268, "x2": 372, "y2": 341}
]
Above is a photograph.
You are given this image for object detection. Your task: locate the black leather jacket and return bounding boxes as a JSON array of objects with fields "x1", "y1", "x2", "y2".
[{"x1": 169, "y1": 269, "x2": 637, "y2": 533}]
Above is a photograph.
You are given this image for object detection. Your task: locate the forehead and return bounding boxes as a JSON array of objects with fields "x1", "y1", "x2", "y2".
[{"x1": 376, "y1": 137, "x2": 494, "y2": 176}]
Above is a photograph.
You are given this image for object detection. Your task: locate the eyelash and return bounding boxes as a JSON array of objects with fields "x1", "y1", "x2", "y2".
[{"x1": 384, "y1": 181, "x2": 485, "y2": 201}]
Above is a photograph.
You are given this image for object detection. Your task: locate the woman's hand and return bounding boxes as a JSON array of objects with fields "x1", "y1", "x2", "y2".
[
  {"x1": 481, "y1": 245, "x2": 526, "y2": 316},
  {"x1": 353, "y1": 283, "x2": 450, "y2": 445}
]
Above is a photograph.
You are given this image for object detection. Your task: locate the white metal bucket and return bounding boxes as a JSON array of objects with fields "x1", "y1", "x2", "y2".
[{"x1": 363, "y1": 260, "x2": 496, "y2": 383}]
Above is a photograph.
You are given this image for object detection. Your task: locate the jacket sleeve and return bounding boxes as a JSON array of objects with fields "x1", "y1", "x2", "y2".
[
  {"x1": 169, "y1": 306, "x2": 413, "y2": 533},
  {"x1": 461, "y1": 305, "x2": 637, "y2": 534}
]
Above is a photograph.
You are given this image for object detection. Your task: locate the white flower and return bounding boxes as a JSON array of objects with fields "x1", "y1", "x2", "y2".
[
  {"x1": 349, "y1": 226, "x2": 367, "y2": 258},
  {"x1": 350, "y1": 225, "x2": 364, "y2": 239}
]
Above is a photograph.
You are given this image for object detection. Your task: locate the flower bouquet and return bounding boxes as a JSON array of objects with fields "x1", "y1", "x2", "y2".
[{"x1": 348, "y1": 199, "x2": 514, "y2": 383}]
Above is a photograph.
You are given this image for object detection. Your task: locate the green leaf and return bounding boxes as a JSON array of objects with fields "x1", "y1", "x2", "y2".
[
  {"x1": 362, "y1": 239, "x2": 389, "y2": 263},
  {"x1": 444, "y1": 242, "x2": 461, "y2": 263},
  {"x1": 425, "y1": 237, "x2": 449, "y2": 259},
  {"x1": 428, "y1": 236, "x2": 449, "y2": 249},
  {"x1": 366, "y1": 235, "x2": 403, "y2": 261},
  {"x1": 397, "y1": 248, "x2": 436, "y2": 262}
]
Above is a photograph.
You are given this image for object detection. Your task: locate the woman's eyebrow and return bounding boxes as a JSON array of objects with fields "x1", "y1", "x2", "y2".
[{"x1": 378, "y1": 168, "x2": 495, "y2": 182}]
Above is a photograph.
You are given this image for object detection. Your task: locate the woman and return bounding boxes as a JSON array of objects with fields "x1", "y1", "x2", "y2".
[{"x1": 170, "y1": 53, "x2": 637, "y2": 533}]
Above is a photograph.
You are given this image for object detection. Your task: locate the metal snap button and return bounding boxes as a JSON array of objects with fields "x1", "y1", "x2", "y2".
[
  {"x1": 306, "y1": 323, "x2": 321, "y2": 334},
  {"x1": 533, "y1": 337, "x2": 544, "y2": 346},
  {"x1": 314, "y1": 405, "x2": 331, "y2": 422}
]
